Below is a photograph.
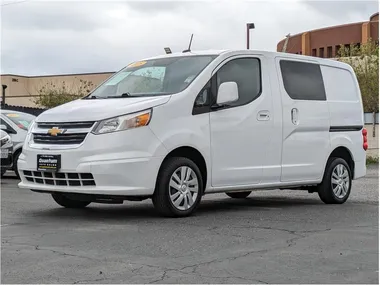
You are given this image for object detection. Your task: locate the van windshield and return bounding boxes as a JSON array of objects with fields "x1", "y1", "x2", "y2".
[{"x1": 87, "y1": 55, "x2": 217, "y2": 99}]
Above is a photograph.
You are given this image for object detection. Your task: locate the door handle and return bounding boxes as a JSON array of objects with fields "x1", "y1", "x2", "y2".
[
  {"x1": 257, "y1": 110, "x2": 270, "y2": 121},
  {"x1": 291, "y1": 108, "x2": 299, "y2": 125}
]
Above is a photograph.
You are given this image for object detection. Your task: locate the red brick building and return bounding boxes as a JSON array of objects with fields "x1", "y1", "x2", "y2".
[{"x1": 277, "y1": 12, "x2": 379, "y2": 58}]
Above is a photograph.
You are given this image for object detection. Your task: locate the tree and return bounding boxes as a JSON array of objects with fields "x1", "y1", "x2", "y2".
[
  {"x1": 336, "y1": 39, "x2": 379, "y2": 114},
  {"x1": 33, "y1": 78, "x2": 94, "y2": 108}
]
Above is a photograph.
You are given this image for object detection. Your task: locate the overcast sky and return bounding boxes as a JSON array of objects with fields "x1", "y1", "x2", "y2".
[{"x1": 1, "y1": 0, "x2": 378, "y2": 76}]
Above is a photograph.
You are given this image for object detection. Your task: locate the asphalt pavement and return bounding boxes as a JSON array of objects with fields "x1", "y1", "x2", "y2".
[{"x1": 1, "y1": 165, "x2": 379, "y2": 284}]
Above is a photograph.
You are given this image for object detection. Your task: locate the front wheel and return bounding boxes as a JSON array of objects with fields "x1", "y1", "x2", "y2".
[
  {"x1": 152, "y1": 157, "x2": 203, "y2": 217},
  {"x1": 13, "y1": 151, "x2": 21, "y2": 178},
  {"x1": 52, "y1": 193, "x2": 91, "y2": 208},
  {"x1": 226, "y1": 191, "x2": 251, "y2": 199},
  {"x1": 317, "y1": 157, "x2": 352, "y2": 204}
]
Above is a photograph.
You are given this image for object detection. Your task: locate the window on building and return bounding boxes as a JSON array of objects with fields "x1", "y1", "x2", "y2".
[
  {"x1": 353, "y1": 43, "x2": 361, "y2": 55},
  {"x1": 319, "y1": 47, "x2": 325, "y2": 58},
  {"x1": 335, "y1": 45, "x2": 341, "y2": 57},
  {"x1": 279, "y1": 60, "x2": 326, "y2": 101},
  {"x1": 216, "y1": 58, "x2": 262, "y2": 107},
  {"x1": 312, "y1": 49, "x2": 317, "y2": 57},
  {"x1": 327, "y1": 46, "x2": 333, "y2": 58},
  {"x1": 344, "y1": 44, "x2": 350, "y2": 55}
]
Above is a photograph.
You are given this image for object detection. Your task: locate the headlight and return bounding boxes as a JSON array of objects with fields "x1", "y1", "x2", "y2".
[
  {"x1": 28, "y1": 120, "x2": 36, "y2": 134},
  {"x1": 92, "y1": 109, "x2": 152, "y2": 135}
]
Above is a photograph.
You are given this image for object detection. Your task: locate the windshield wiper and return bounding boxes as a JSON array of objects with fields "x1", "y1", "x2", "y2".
[
  {"x1": 84, "y1": 95, "x2": 100, "y2": 99},
  {"x1": 121, "y1": 92, "x2": 135, "y2": 97},
  {"x1": 106, "y1": 93, "x2": 141, "y2": 98}
]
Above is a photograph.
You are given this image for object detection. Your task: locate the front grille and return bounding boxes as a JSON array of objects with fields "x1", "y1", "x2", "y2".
[
  {"x1": 32, "y1": 121, "x2": 95, "y2": 145},
  {"x1": 37, "y1": 121, "x2": 95, "y2": 129},
  {"x1": 23, "y1": 171, "x2": 96, "y2": 186},
  {"x1": 33, "y1": 133, "x2": 87, "y2": 145}
]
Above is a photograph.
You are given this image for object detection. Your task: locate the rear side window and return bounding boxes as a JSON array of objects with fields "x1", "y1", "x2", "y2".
[
  {"x1": 320, "y1": 65, "x2": 358, "y2": 102},
  {"x1": 280, "y1": 60, "x2": 326, "y2": 101}
]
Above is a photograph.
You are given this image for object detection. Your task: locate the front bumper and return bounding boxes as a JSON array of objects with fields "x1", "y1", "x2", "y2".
[
  {"x1": 1, "y1": 147, "x2": 13, "y2": 169},
  {"x1": 17, "y1": 127, "x2": 167, "y2": 196}
]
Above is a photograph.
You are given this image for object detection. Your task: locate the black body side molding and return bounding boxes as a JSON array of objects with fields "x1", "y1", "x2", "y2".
[{"x1": 329, "y1": 125, "x2": 363, "y2": 132}]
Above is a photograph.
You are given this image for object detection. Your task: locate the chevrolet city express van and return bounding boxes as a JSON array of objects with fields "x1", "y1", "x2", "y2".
[{"x1": 18, "y1": 50, "x2": 367, "y2": 217}]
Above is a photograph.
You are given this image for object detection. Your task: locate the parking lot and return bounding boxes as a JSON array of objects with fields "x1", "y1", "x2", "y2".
[{"x1": 1, "y1": 165, "x2": 378, "y2": 284}]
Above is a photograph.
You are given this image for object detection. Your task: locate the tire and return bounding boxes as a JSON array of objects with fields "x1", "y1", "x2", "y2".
[
  {"x1": 52, "y1": 193, "x2": 91, "y2": 208},
  {"x1": 152, "y1": 157, "x2": 203, "y2": 218},
  {"x1": 226, "y1": 191, "x2": 251, "y2": 199},
  {"x1": 13, "y1": 151, "x2": 21, "y2": 179},
  {"x1": 317, "y1": 157, "x2": 352, "y2": 204}
]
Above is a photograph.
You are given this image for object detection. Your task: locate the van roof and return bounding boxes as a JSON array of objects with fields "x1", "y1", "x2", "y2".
[{"x1": 141, "y1": 49, "x2": 352, "y2": 70}]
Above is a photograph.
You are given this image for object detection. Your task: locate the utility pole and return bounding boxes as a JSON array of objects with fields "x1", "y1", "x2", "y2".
[
  {"x1": 1, "y1": 85, "x2": 7, "y2": 108},
  {"x1": 246, "y1": 23, "x2": 255, "y2": 49},
  {"x1": 282, "y1": 33, "x2": 291, "y2": 52}
]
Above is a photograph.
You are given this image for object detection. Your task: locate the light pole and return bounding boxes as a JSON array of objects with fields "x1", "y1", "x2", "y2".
[
  {"x1": 246, "y1": 23, "x2": 255, "y2": 49},
  {"x1": 1, "y1": 85, "x2": 7, "y2": 108}
]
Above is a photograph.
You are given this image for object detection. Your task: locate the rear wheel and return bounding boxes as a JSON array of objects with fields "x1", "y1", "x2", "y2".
[
  {"x1": 152, "y1": 157, "x2": 203, "y2": 217},
  {"x1": 226, "y1": 191, "x2": 251, "y2": 199},
  {"x1": 52, "y1": 193, "x2": 91, "y2": 208},
  {"x1": 317, "y1": 157, "x2": 352, "y2": 204}
]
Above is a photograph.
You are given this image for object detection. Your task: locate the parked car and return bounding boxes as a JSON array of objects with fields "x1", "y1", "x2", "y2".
[
  {"x1": 0, "y1": 110, "x2": 36, "y2": 177},
  {"x1": 17, "y1": 50, "x2": 367, "y2": 217},
  {"x1": 1, "y1": 129, "x2": 13, "y2": 176}
]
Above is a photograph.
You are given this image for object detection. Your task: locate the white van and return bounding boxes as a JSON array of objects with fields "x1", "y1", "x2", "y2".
[{"x1": 18, "y1": 50, "x2": 367, "y2": 217}]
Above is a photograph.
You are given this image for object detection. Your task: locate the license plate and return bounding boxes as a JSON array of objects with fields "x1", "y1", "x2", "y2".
[
  {"x1": 37, "y1": 154, "x2": 61, "y2": 172},
  {"x1": 1, "y1": 149, "x2": 9, "y2": 158}
]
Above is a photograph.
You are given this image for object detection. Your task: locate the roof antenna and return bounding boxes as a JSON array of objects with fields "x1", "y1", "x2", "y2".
[{"x1": 182, "y1": 34, "x2": 193, "y2": 53}]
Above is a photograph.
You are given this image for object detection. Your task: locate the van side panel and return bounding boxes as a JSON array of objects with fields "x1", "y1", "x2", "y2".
[
  {"x1": 320, "y1": 64, "x2": 366, "y2": 179},
  {"x1": 275, "y1": 57, "x2": 331, "y2": 183},
  {"x1": 320, "y1": 65, "x2": 363, "y2": 127}
]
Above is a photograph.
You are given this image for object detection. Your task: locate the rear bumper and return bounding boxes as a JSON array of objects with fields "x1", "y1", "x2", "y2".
[{"x1": 353, "y1": 157, "x2": 366, "y2": 180}]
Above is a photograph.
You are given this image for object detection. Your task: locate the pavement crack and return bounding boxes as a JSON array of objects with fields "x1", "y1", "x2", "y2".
[
  {"x1": 73, "y1": 277, "x2": 104, "y2": 284},
  {"x1": 34, "y1": 245, "x2": 98, "y2": 261},
  {"x1": 147, "y1": 269, "x2": 172, "y2": 284},
  {"x1": 3, "y1": 240, "x2": 99, "y2": 262}
]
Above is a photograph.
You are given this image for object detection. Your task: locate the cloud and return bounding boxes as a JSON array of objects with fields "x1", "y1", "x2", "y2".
[
  {"x1": 1, "y1": 0, "x2": 377, "y2": 76},
  {"x1": 303, "y1": 0, "x2": 378, "y2": 21}
]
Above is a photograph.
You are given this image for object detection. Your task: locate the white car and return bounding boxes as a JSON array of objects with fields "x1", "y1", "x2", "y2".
[
  {"x1": 1, "y1": 130, "x2": 13, "y2": 174},
  {"x1": 18, "y1": 49, "x2": 367, "y2": 217},
  {"x1": 0, "y1": 110, "x2": 36, "y2": 177}
]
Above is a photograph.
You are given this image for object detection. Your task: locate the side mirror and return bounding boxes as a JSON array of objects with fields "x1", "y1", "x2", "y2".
[{"x1": 216, "y1": 82, "x2": 239, "y2": 105}]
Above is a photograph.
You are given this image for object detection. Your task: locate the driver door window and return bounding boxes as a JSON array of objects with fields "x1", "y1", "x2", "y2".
[{"x1": 192, "y1": 80, "x2": 212, "y2": 115}]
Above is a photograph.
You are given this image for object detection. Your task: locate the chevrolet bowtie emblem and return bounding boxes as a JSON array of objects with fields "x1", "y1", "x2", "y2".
[{"x1": 47, "y1": 127, "x2": 65, "y2": 136}]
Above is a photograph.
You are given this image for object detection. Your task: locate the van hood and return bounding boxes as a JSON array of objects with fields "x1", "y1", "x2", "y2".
[{"x1": 36, "y1": 95, "x2": 171, "y2": 122}]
